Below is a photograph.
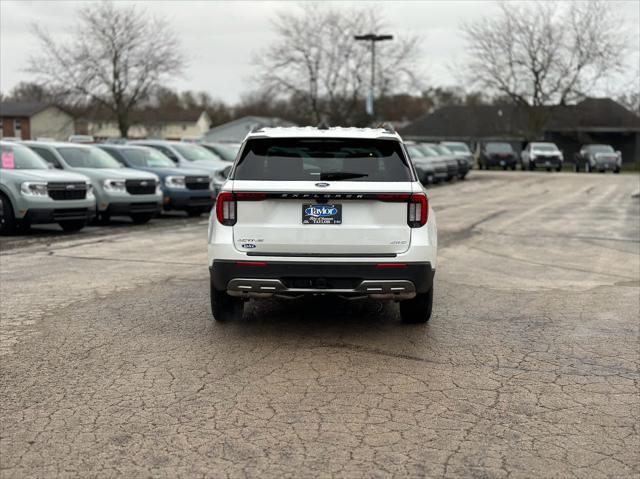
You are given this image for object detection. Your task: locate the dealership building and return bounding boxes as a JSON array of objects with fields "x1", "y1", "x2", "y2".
[{"x1": 400, "y1": 98, "x2": 640, "y2": 162}]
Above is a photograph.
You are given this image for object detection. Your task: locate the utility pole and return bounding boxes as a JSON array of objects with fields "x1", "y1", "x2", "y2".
[{"x1": 354, "y1": 33, "x2": 393, "y2": 120}]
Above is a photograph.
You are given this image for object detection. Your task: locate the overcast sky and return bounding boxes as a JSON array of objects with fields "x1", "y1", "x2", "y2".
[{"x1": 1, "y1": 0, "x2": 638, "y2": 104}]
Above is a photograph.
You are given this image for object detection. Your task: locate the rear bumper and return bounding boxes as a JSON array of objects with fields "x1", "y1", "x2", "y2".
[
  {"x1": 210, "y1": 260, "x2": 435, "y2": 298},
  {"x1": 25, "y1": 207, "x2": 95, "y2": 224}
]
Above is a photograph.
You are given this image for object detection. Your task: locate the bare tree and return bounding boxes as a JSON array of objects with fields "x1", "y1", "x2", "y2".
[
  {"x1": 28, "y1": 1, "x2": 184, "y2": 137},
  {"x1": 255, "y1": 4, "x2": 421, "y2": 125},
  {"x1": 463, "y1": 1, "x2": 629, "y2": 108}
]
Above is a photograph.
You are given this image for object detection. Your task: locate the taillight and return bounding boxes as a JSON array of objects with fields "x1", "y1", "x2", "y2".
[
  {"x1": 216, "y1": 191, "x2": 236, "y2": 225},
  {"x1": 216, "y1": 191, "x2": 266, "y2": 226},
  {"x1": 407, "y1": 193, "x2": 428, "y2": 227}
]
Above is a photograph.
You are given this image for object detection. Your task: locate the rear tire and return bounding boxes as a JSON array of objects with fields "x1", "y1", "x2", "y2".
[
  {"x1": 0, "y1": 194, "x2": 17, "y2": 235},
  {"x1": 210, "y1": 279, "x2": 243, "y2": 321},
  {"x1": 614, "y1": 167, "x2": 621, "y2": 174},
  {"x1": 574, "y1": 162, "x2": 580, "y2": 172},
  {"x1": 130, "y1": 213, "x2": 154, "y2": 224},
  {"x1": 400, "y1": 287, "x2": 433, "y2": 324},
  {"x1": 59, "y1": 220, "x2": 86, "y2": 232}
]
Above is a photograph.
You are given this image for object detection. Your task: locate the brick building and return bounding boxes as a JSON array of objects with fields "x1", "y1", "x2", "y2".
[{"x1": 0, "y1": 102, "x2": 75, "y2": 141}]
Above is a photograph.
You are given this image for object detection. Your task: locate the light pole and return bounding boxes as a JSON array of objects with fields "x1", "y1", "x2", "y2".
[{"x1": 354, "y1": 33, "x2": 393, "y2": 119}]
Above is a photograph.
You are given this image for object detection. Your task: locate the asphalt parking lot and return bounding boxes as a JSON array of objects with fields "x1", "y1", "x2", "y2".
[{"x1": 1, "y1": 171, "x2": 639, "y2": 478}]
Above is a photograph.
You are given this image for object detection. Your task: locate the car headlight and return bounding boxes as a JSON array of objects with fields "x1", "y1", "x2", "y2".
[
  {"x1": 164, "y1": 175, "x2": 186, "y2": 189},
  {"x1": 103, "y1": 179, "x2": 126, "y2": 192},
  {"x1": 20, "y1": 182, "x2": 48, "y2": 196},
  {"x1": 86, "y1": 182, "x2": 94, "y2": 199}
]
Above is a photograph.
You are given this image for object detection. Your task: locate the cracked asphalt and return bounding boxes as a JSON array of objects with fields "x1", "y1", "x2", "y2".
[{"x1": 1, "y1": 171, "x2": 639, "y2": 478}]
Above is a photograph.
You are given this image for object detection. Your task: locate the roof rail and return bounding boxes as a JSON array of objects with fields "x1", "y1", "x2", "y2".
[
  {"x1": 317, "y1": 120, "x2": 331, "y2": 130},
  {"x1": 376, "y1": 122, "x2": 396, "y2": 133}
]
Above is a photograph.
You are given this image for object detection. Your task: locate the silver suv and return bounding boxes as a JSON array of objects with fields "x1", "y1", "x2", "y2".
[
  {"x1": 26, "y1": 142, "x2": 162, "y2": 224},
  {"x1": 0, "y1": 141, "x2": 95, "y2": 234}
]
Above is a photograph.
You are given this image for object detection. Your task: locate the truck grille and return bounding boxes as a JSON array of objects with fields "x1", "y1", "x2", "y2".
[
  {"x1": 185, "y1": 176, "x2": 210, "y2": 190},
  {"x1": 47, "y1": 182, "x2": 87, "y2": 200},
  {"x1": 126, "y1": 179, "x2": 156, "y2": 195}
]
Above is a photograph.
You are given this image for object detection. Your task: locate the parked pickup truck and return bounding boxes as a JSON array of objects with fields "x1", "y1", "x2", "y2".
[
  {"x1": 1, "y1": 141, "x2": 95, "y2": 234},
  {"x1": 521, "y1": 142, "x2": 563, "y2": 171},
  {"x1": 208, "y1": 127, "x2": 437, "y2": 323},
  {"x1": 26, "y1": 142, "x2": 162, "y2": 224},
  {"x1": 98, "y1": 144, "x2": 215, "y2": 217},
  {"x1": 574, "y1": 144, "x2": 621, "y2": 173}
]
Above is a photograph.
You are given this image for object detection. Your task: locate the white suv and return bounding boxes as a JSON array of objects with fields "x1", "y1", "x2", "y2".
[{"x1": 207, "y1": 127, "x2": 437, "y2": 323}]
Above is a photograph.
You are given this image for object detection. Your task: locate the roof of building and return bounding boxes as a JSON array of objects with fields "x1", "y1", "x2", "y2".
[
  {"x1": 80, "y1": 107, "x2": 208, "y2": 124},
  {"x1": 0, "y1": 101, "x2": 59, "y2": 117},
  {"x1": 399, "y1": 98, "x2": 640, "y2": 139},
  {"x1": 207, "y1": 116, "x2": 296, "y2": 134},
  {"x1": 246, "y1": 126, "x2": 401, "y2": 140}
]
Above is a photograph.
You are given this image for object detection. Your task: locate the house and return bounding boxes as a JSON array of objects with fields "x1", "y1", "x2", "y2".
[
  {"x1": 399, "y1": 98, "x2": 640, "y2": 162},
  {"x1": 203, "y1": 116, "x2": 296, "y2": 143},
  {"x1": 77, "y1": 109, "x2": 212, "y2": 140},
  {"x1": 0, "y1": 102, "x2": 75, "y2": 140}
]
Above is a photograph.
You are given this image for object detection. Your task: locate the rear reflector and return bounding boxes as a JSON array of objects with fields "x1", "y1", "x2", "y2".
[
  {"x1": 375, "y1": 263, "x2": 407, "y2": 269},
  {"x1": 236, "y1": 261, "x2": 267, "y2": 267}
]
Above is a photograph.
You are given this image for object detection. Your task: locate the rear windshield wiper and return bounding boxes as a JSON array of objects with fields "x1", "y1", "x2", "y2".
[{"x1": 320, "y1": 172, "x2": 369, "y2": 180}]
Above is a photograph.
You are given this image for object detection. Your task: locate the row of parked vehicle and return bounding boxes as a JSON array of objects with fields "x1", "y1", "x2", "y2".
[
  {"x1": 0, "y1": 139, "x2": 239, "y2": 235},
  {"x1": 474, "y1": 141, "x2": 622, "y2": 173}
]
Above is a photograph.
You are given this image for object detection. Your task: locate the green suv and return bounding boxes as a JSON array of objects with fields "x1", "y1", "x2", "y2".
[
  {"x1": 0, "y1": 141, "x2": 96, "y2": 234},
  {"x1": 26, "y1": 142, "x2": 162, "y2": 224}
]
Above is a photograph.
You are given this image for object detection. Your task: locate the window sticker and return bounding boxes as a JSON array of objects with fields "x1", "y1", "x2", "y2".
[{"x1": 1, "y1": 151, "x2": 15, "y2": 169}]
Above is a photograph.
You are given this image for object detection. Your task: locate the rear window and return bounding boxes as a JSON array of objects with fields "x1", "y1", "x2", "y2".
[{"x1": 234, "y1": 138, "x2": 412, "y2": 182}]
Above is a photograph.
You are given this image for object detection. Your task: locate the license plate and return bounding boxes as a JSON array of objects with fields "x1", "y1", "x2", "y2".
[
  {"x1": 500, "y1": 160, "x2": 505, "y2": 166},
  {"x1": 302, "y1": 204, "x2": 342, "y2": 224}
]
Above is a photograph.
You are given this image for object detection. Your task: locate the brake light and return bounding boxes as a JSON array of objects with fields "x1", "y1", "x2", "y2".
[
  {"x1": 216, "y1": 191, "x2": 236, "y2": 225},
  {"x1": 236, "y1": 261, "x2": 267, "y2": 267},
  {"x1": 407, "y1": 193, "x2": 428, "y2": 227}
]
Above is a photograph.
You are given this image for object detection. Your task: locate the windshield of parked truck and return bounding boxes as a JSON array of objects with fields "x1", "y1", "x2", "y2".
[
  {"x1": 407, "y1": 145, "x2": 427, "y2": 158},
  {"x1": 486, "y1": 143, "x2": 513, "y2": 153},
  {"x1": 122, "y1": 148, "x2": 175, "y2": 168},
  {"x1": 443, "y1": 142, "x2": 471, "y2": 154},
  {"x1": 532, "y1": 143, "x2": 559, "y2": 152},
  {"x1": 202, "y1": 143, "x2": 239, "y2": 162},
  {"x1": 173, "y1": 144, "x2": 223, "y2": 162},
  {"x1": 588, "y1": 145, "x2": 614, "y2": 153},
  {"x1": 0, "y1": 144, "x2": 49, "y2": 169},
  {"x1": 57, "y1": 147, "x2": 123, "y2": 168},
  {"x1": 234, "y1": 138, "x2": 412, "y2": 182}
]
